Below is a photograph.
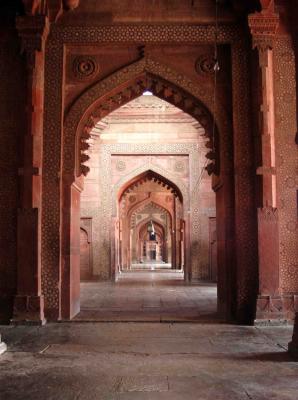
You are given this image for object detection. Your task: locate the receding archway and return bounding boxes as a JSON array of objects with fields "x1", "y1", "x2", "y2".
[
  {"x1": 115, "y1": 170, "x2": 184, "y2": 278},
  {"x1": 60, "y1": 59, "x2": 234, "y2": 321}
]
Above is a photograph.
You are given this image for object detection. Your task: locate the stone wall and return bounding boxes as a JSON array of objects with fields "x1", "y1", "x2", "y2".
[
  {"x1": 0, "y1": 27, "x2": 25, "y2": 321},
  {"x1": 274, "y1": 38, "x2": 298, "y2": 297}
]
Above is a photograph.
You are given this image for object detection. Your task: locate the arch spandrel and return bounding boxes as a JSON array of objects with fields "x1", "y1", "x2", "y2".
[{"x1": 63, "y1": 57, "x2": 223, "y2": 180}]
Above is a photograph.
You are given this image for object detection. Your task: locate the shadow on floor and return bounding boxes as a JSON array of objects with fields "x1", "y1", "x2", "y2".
[{"x1": 236, "y1": 351, "x2": 294, "y2": 362}]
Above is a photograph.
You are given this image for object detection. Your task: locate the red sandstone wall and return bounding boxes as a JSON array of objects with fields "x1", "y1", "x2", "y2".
[
  {"x1": 274, "y1": 38, "x2": 298, "y2": 294},
  {"x1": 0, "y1": 28, "x2": 26, "y2": 321}
]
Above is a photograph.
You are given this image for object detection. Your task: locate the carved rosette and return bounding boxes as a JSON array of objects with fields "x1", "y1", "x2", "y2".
[
  {"x1": 73, "y1": 56, "x2": 99, "y2": 80},
  {"x1": 195, "y1": 54, "x2": 217, "y2": 75}
]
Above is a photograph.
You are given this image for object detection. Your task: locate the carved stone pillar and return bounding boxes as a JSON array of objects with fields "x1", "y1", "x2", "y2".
[
  {"x1": 288, "y1": 312, "x2": 298, "y2": 357},
  {"x1": 12, "y1": 15, "x2": 49, "y2": 324},
  {"x1": 248, "y1": 4, "x2": 281, "y2": 322},
  {"x1": 0, "y1": 335, "x2": 7, "y2": 355}
]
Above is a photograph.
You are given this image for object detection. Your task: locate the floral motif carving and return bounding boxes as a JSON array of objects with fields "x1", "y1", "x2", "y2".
[
  {"x1": 248, "y1": 6, "x2": 279, "y2": 50},
  {"x1": 73, "y1": 56, "x2": 99, "y2": 80},
  {"x1": 174, "y1": 160, "x2": 185, "y2": 172},
  {"x1": 195, "y1": 55, "x2": 216, "y2": 75},
  {"x1": 116, "y1": 160, "x2": 126, "y2": 172}
]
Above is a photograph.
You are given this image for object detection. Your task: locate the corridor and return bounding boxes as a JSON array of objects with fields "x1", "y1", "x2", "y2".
[{"x1": 76, "y1": 270, "x2": 218, "y2": 322}]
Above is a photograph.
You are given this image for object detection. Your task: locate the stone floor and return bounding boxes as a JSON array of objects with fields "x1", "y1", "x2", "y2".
[
  {"x1": 77, "y1": 270, "x2": 218, "y2": 322},
  {"x1": 1, "y1": 272, "x2": 297, "y2": 399},
  {"x1": 131, "y1": 263, "x2": 172, "y2": 269},
  {"x1": 0, "y1": 322, "x2": 297, "y2": 399}
]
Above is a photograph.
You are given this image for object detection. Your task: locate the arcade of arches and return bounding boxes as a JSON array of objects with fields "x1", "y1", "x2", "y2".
[
  {"x1": 0, "y1": 0, "x2": 298, "y2": 396},
  {"x1": 80, "y1": 95, "x2": 216, "y2": 282}
]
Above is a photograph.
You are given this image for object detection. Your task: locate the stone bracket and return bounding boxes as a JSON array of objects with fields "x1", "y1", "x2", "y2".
[
  {"x1": 16, "y1": 15, "x2": 49, "y2": 57},
  {"x1": 248, "y1": 2, "x2": 279, "y2": 51}
]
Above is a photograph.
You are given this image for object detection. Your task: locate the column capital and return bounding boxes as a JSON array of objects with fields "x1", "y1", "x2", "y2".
[
  {"x1": 248, "y1": 2, "x2": 279, "y2": 51},
  {"x1": 16, "y1": 14, "x2": 49, "y2": 67}
]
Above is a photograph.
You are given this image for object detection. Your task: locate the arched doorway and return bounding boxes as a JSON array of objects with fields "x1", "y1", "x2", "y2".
[
  {"x1": 58, "y1": 60, "x2": 235, "y2": 321},
  {"x1": 138, "y1": 220, "x2": 166, "y2": 264},
  {"x1": 115, "y1": 170, "x2": 185, "y2": 276}
]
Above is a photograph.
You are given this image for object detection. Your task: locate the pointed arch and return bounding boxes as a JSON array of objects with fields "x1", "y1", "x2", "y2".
[
  {"x1": 63, "y1": 57, "x2": 221, "y2": 180},
  {"x1": 130, "y1": 200, "x2": 172, "y2": 229},
  {"x1": 119, "y1": 169, "x2": 183, "y2": 203},
  {"x1": 113, "y1": 167, "x2": 187, "y2": 215}
]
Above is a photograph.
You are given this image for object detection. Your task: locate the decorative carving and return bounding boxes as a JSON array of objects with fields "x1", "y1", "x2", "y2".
[
  {"x1": 166, "y1": 195, "x2": 173, "y2": 203},
  {"x1": 122, "y1": 170, "x2": 182, "y2": 200},
  {"x1": 248, "y1": 4, "x2": 279, "y2": 50},
  {"x1": 73, "y1": 63, "x2": 219, "y2": 177},
  {"x1": 130, "y1": 201, "x2": 170, "y2": 229},
  {"x1": 73, "y1": 56, "x2": 99, "y2": 80},
  {"x1": 195, "y1": 55, "x2": 216, "y2": 75},
  {"x1": 129, "y1": 195, "x2": 137, "y2": 204},
  {"x1": 42, "y1": 24, "x2": 232, "y2": 317},
  {"x1": 174, "y1": 160, "x2": 185, "y2": 172},
  {"x1": 116, "y1": 160, "x2": 126, "y2": 172},
  {"x1": 257, "y1": 207, "x2": 278, "y2": 222},
  {"x1": 16, "y1": 15, "x2": 49, "y2": 66},
  {"x1": 256, "y1": 294, "x2": 297, "y2": 321}
]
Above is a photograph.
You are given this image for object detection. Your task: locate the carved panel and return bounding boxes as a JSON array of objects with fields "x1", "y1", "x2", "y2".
[{"x1": 274, "y1": 38, "x2": 298, "y2": 293}]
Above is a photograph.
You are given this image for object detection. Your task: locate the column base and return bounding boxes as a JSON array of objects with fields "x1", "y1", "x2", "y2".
[
  {"x1": 255, "y1": 294, "x2": 298, "y2": 324},
  {"x1": 0, "y1": 335, "x2": 7, "y2": 355},
  {"x1": 11, "y1": 295, "x2": 46, "y2": 325},
  {"x1": 288, "y1": 313, "x2": 298, "y2": 357}
]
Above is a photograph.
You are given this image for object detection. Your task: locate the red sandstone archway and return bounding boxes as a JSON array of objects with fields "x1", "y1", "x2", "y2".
[
  {"x1": 115, "y1": 170, "x2": 183, "y2": 277},
  {"x1": 138, "y1": 220, "x2": 167, "y2": 264},
  {"x1": 60, "y1": 60, "x2": 235, "y2": 321}
]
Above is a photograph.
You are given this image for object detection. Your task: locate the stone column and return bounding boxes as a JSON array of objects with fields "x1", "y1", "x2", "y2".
[
  {"x1": 0, "y1": 335, "x2": 7, "y2": 355},
  {"x1": 288, "y1": 313, "x2": 298, "y2": 356},
  {"x1": 12, "y1": 14, "x2": 49, "y2": 324},
  {"x1": 248, "y1": 4, "x2": 281, "y2": 322}
]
